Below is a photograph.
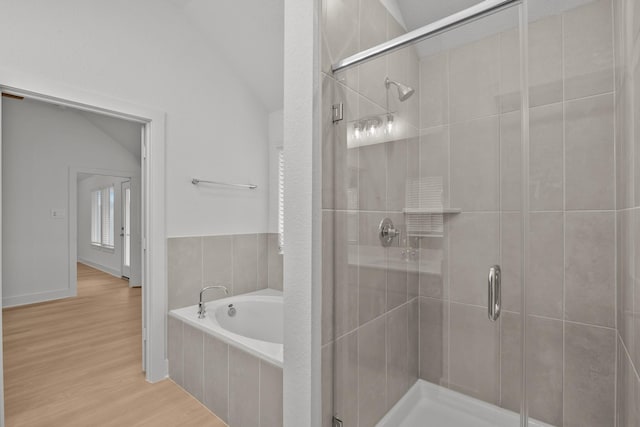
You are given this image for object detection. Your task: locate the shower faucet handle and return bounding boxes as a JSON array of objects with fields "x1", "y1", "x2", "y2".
[{"x1": 379, "y1": 218, "x2": 399, "y2": 247}]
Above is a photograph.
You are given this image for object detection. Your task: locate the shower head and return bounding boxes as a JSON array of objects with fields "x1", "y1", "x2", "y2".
[{"x1": 385, "y1": 77, "x2": 415, "y2": 102}]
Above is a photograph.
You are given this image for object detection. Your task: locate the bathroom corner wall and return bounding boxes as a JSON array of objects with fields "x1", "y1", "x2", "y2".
[
  {"x1": 614, "y1": 0, "x2": 640, "y2": 424},
  {"x1": 167, "y1": 233, "x2": 283, "y2": 310},
  {"x1": 320, "y1": 1, "x2": 421, "y2": 426}
]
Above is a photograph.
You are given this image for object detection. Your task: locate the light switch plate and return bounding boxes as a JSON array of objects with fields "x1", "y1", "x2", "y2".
[{"x1": 51, "y1": 209, "x2": 66, "y2": 219}]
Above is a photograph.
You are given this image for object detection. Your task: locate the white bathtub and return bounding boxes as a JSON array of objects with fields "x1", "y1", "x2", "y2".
[{"x1": 169, "y1": 288, "x2": 283, "y2": 367}]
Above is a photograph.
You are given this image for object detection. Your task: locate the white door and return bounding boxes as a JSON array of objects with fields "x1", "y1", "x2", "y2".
[{"x1": 121, "y1": 180, "x2": 131, "y2": 279}]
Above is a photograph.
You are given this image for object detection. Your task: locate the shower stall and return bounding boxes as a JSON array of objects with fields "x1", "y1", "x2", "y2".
[{"x1": 321, "y1": 0, "x2": 638, "y2": 425}]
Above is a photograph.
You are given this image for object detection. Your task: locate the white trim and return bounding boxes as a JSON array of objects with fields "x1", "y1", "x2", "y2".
[
  {"x1": 2, "y1": 289, "x2": 75, "y2": 308},
  {"x1": 77, "y1": 259, "x2": 123, "y2": 279},
  {"x1": 0, "y1": 73, "x2": 168, "y2": 408},
  {"x1": 0, "y1": 90, "x2": 5, "y2": 425},
  {"x1": 283, "y1": 0, "x2": 322, "y2": 426}
]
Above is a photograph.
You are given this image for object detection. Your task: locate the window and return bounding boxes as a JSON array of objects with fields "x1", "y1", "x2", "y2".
[
  {"x1": 91, "y1": 186, "x2": 115, "y2": 249},
  {"x1": 278, "y1": 148, "x2": 284, "y2": 254}
]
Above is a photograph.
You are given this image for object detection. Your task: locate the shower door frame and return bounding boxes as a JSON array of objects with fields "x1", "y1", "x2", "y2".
[{"x1": 328, "y1": 0, "x2": 531, "y2": 425}]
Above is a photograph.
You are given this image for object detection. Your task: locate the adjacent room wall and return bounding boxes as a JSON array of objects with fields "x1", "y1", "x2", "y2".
[
  {"x1": 2, "y1": 98, "x2": 140, "y2": 306},
  {"x1": 77, "y1": 174, "x2": 129, "y2": 278}
]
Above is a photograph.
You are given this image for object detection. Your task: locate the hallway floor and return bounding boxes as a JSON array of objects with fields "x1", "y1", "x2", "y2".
[{"x1": 2, "y1": 263, "x2": 225, "y2": 426}]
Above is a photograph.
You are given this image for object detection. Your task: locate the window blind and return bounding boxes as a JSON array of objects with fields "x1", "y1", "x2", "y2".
[
  {"x1": 91, "y1": 186, "x2": 115, "y2": 249},
  {"x1": 278, "y1": 148, "x2": 284, "y2": 254}
]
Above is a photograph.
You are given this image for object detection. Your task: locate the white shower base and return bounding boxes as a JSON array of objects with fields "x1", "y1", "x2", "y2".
[{"x1": 376, "y1": 380, "x2": 554, "y2": 427}]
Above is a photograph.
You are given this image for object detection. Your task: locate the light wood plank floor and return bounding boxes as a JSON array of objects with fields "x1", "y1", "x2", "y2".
[{"x1": 3, "y1": 263, "x2": 226, "y2": 427}]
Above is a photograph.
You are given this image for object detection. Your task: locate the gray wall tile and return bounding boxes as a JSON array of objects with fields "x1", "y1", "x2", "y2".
[
  {"x1": 419, "y1": 52, "x2": 449, "y2": 129},
  {"x1": 449, "y1": 302, "x2": 499, "y2": 404},
  {"x1": 529, "y1": 15, "x2": 563, "y2": 107},
  {"x1": 449, "y1": 213, "x2": 499, "y2": 306},
  {"x1": 168, "y1": 316, "x2": 183, "y2": 387},
  {"x1": 450, "y1": 117, "x2": 500, "y2": 211},
  {"x1": 183, "y1": 324, "x2": 204, "y2": 402},
  {"x1": 358, "y1": 143, "x2": 387, "y2": 211},
  {"x1": 335, "y1": 331, "x2": 358, "y2": 427},
  {"x1": 267, "y1": 233, "x2": 283, "y2": 291},
  {"x1": 386, "y1": 139, "x2": 408, "y2": 211},
  {"x1": 358, "y1": 315, "x2": 387, "y2": 427},
  {"x1": 500, "y1": 311, "x2": 521, "y2": 413},
  {"x1": 528, "y1": 212, "x2": 564, "y2": 318},
  {"x1": 419, "y1": 297, "x2": 448, "y2": 386},
  {"x1": 260, "y1": 362, "x2": 283, "y2": 427},
  {"x1": 203, "y1": 334, "x2": 229, "y2": 423},
  {"x1": 500, "y1": 111, "x2": 522, "y2": 211},
  {"x1": 449, "y1": 34, "x2": 500, "y2": 122},
  {"x1": 233, "y1": 234, "x2": 258, "y2": 296},
  {"x1": 526, "y1": 316, "x2": 564, "y2": 426},
  {"x1": 386, "y1": 304, "x2": 409, "y2": 410},
  {"x1": 418, "y1": 125, "x2": 449, "y2": 208},
  {"x1": 565, "y1": 211, "x2": 615, "y2": 327},
  {"x1": 335, "y1": 211, "x2": 358, "y2": 336},
  {"x1": 168, "y1": 237, "x2": 202, "y2": 310},
  {"x1": 565, "y1": 94, "x2": 615, "y2": 210},
  {"x1": 530, "y1": 103, "x2": 564, "y2": 211},
  {"x1": 202, "y1": 235, "x2": 232, "y2": 294},
  {"x1": 501, "y1": 212, "x2": 522, "y2": 313},
  {"x1": 564, "y1": 322, "x2": 615, "y2": 427},
  {"x1": 229, "y1": 346, "x2": 260, "y2": 427},
  {"x1": 499, "y1": 28, "x2": 521, "y2": 113},
  {"x1": 257, "y1": 233, "x2": 268, "y2": 290},
  {"x1": 563, "y1": 0, "x2": 614, "y2": 100}
]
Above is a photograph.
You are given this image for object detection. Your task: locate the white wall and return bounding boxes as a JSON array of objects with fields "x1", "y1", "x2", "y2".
[
  {"x1": 0, "y1": 0, "x2": 272, "y2": 237},
  {"x1": 77, "y1": 175, "x2": 128, "y2": 277},
  {"x1": 2, "y1": 98, "x2": 140, "y2": 306},
  {"x1": 283, "y1": 0, "x2": 321, "y2": 426}
]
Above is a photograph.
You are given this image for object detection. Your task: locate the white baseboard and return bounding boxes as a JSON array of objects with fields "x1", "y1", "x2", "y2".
[
  {"x1": 3, "y1": 289, "x2": 75, "y2": 308},
  {"x1": 77, "y1": 258, "x2": 122, "y2": 278}
]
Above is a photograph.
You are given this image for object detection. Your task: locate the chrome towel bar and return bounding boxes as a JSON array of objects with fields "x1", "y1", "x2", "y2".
[{"x1": 191, "y1": 178, "x2": 257, "y2": 190}]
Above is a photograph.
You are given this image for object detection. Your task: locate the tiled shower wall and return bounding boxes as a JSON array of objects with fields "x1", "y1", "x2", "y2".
[
  {"x1": 167, "y1": 233, "x2": 283, "y2": 310},
  {"x1": 321, "y1": 1, "x2": 622, "y2": 427},
  {"x1": 614, "y1": 0, "x2": 640, "y2": 424},
  {"x1": 417, "y1": 1, "x2": 617, "y2": 426},
  {"x1": 320, "y1": 0, "x2": 422, "y2": 426}
]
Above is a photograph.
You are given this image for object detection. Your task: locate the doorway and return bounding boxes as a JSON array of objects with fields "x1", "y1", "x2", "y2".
[{"x1": 0, "y1": 80, "x2": 168, "y2": 427}]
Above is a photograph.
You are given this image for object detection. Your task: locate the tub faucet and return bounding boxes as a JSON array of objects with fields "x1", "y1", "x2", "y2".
[{"x1": 197, "y1": 285, "x2": 229, "y2": 319}]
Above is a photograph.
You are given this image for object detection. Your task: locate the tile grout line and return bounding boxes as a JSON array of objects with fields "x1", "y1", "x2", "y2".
[
  {"x1": 446, "y1": 44, "x2": 452, "y2": 391},
  {"x1": 611, "y1": 0, "x2": 619, "y2": 424},
  {"x1": 561, "y1": 9, "x2": 567, "y2": 425}
]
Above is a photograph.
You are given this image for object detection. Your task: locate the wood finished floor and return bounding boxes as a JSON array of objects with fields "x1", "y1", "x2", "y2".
[{"x1": 3, "y1": 263, "x2": 226, "y2": 427}]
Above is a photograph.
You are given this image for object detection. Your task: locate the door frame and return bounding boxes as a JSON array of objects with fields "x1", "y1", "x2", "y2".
[
  {"x1": 70, "y1": 169, "x2": 140, "y2": 287},
  {"x1": 0, "y1": 74, "x2": 168, "y2": 425}
]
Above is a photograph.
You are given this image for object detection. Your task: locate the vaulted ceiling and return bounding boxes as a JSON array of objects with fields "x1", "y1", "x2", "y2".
[{"x1": 167, "y1": 0, "x2": 284, "y2": 113}]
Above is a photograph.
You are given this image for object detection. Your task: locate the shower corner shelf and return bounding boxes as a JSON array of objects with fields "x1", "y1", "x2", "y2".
[{"x1": 402, "y1": 208, "x2": 461, "y2": 214}]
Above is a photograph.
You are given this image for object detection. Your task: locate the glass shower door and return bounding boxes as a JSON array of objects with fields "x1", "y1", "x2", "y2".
[{"x1": 323, "y1": 1, "x2": 526, "y2": 426}]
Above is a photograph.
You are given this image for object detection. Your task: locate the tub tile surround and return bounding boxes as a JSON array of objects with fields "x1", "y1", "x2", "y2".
[
  {"x1": 168, "y1": 317, "x2": 283, "y2": 427},
  {"x1": 614, "y1": 0, "x2": 640, "y2": 424},
  {"x1": 168, "y1": 233, "x2": 283, "y2": 310},
  {"x1": 321, "y1": 0, "x2": 626, "y2": 426}
]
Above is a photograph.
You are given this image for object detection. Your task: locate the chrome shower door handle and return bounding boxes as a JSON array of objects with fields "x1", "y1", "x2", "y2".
[{"x1": 488, "y1": 265, "x2": 501, "y2": 321}]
